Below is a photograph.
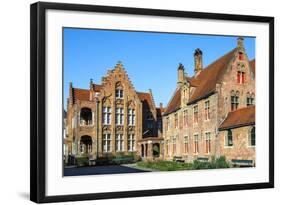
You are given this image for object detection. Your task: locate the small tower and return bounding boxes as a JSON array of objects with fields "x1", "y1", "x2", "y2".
[
  {"x1": 194, "y1": 48, "x2": 203, "y2": 75},
  {"x1": 237, "y1": 37, "x2": 244, "y2": 49},
  {"x1": 177, "y1": 63, "x2": 185, "y2": 86}
]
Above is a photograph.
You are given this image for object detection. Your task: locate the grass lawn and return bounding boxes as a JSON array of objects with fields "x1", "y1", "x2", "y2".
[{"x1": 136, "y1": 161, "x2": 193, "y2": 171}]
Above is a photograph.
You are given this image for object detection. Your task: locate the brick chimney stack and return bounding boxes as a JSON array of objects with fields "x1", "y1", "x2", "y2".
[
  {"x1": 177, "y1": 63, "x2": 185, "y2": 86},
  {"x1": 194, "y1": 48, "x2": 203, "y2": 75}
]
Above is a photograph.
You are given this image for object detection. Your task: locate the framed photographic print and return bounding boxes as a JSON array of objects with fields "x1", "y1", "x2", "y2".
[{"x1": 30, "y1": 1, "x2": 274, "y2": 203}]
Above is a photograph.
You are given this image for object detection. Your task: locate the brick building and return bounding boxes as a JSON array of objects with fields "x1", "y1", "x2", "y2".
[
  {"x1": 65, "y1": 37, "x2": 256, "y2": 167},
  {"x1": 65, "y1": 62, "x2": 164, "y2": 162},
  {"x1": 162, "y1": 37, "x2": 256, "y2": 166}
]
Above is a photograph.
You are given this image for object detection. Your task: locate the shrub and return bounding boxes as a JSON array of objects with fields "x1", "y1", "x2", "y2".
[
  {"x1": 192, "y1": 156, "x2": 230, "y2": 169},
  {"x1": 76, "y1": 156, "x2": 89, "y2": 167},
  {"x1": 211, "y1": 156, "x2": 230, "y2": 168},
  {"x1": 192, "y1": 160, "x2": 212, "y2": 169}
]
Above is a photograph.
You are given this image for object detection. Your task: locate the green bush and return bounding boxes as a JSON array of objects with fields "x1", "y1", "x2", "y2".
[
  {"x1": 211, "y1": 156, "x2": 230, "y2": 169},
  {"x1": 76, "y1": 156, "x2": 89, "y2": 167},
  {"x1": 192, "y1": 156, "x2": 230, "y2": 170},
  {"x1": 137, "y1": 161, "x2": 193, "y2": 171}
]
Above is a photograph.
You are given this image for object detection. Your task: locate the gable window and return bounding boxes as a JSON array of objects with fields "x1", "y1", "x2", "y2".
[
  {"x1": 116, "y1": 89, "x2": 123, "y2": 99},
  {"x1": 246, "y1": 93, "x2": 255, "y2": 106},
  {"x1": 102, "y1": 134, "x2": 111, "y2": 152},
  {"x1": 205, "y1": 132, "x2": 211, "y2": 154},
  {"x1": 184, "y1": 136, "x2": 189, "y2": 153},
  {"x1": 102, "y1": 107, "x2": 111, "y2": 125},
  {"x1": 231, "y1": 92, "x2": 239, "y2": 111},
  {"x1": 247, "y1": 97, "x2": 254, "y2": 106},
  {"x1": 174, "y1": 113, "x2": 178, "y2": 128},
  {"x1": 238, "y1": 52, "x2": 244, "y2": 60},
  {"x1": 237, "y1": 71, "x2": 245, "y2": 84},
  {"x1": 249, "y1": 127, "x2": 255, "y2": 146},
  {"x1": 193, "y1": 105, "x2": 199, "y2": 123},
  {"x1": 115, "y1": 108, "x2": 124, "y2": 125},
  {"x1": 128, "y1": 134, "x2": 135, "y2": 151},
  {"x1": 115, "y1": 134, "x2": 124, "y2": 152},
  {"x1": 194, "y1": 134, "x2": 199, "y2": 154},
  {"x1": 204, "y1": 101, "x2": 210, "y2": 120},
  {"x1": 225, "y1": 130, "x2": 233, "y2": 147},
  {"x1": 128, "y1": 109, "x2": 135, "y2": 125},
  {"x1": 183, "y1": 110, "x2": 188, "y2": 127}
]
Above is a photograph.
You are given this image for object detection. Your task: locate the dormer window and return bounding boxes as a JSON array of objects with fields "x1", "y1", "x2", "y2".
[{"x1": 238, "y1": 52, "x2": 244, "y2": 60}]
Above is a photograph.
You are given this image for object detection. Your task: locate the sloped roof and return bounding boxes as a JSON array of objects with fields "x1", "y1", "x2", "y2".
[
  {"x1": 187, "y1": 49, "x2": 236, "y2": 104},
  {"x1": 72, "y1": 84, "x2": 101, "y2": 102},
  {"x1": 73, "y1": 88, "x2": 90, "y2": 102},
  {"x1": 249, "y1": 59, "x2": 255, "y2": 76},
  {"x1": 137, "y1": 92, "x2": 154, "y2": 110},
  {"x1": 163, "y1": 88, "x2": 181, "y2": 115},
  {"x1": 92, "y1": 84, "x2": 102, "y2": 92},
  {"x1": 156, "y1": 107, "x2": 165, "y2": 117},
  {"x1": 163, "y1": 48, "x2": 236, "y2": 116},
  {"x1": 219, "y1": 105, "x2": 255, "y2": 130}
]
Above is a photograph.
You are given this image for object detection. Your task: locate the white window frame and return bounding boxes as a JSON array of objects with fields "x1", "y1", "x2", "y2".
[
  {"x1": 116, "y1": 108, "x2": 124, "y2": 125},
  {"x1": 102, "y1": 107, "x2": 111, "y2": 125},
  {"x1": 116, "y1": 134, "x2": 124, "y2": 152},
  {"x1": 194, "y1": 133, "x2": 199, "y2": 154},
  {"x1": 102, "y1": 134, "x2": 111, "y2": 152},
  {"x1": 204, "y1": 100, "x2": 210, "y2": 121},
  {"x1": 128, "y1": 109, "x2": 135, "y2": 126},
  {"x1": 116, "y1": 89, "x2": 124, "y2": 99},
  {"x1": 224, "y1": 130, "x2": 234, "y2": 148},
  {"x1": 205, "y1": 131, "x2": 211, "y2": 154},
  {"x1": 128, "y1": 134, "x2": 135, "y2": 152}
]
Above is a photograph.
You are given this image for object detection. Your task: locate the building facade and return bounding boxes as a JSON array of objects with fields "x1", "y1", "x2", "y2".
[
  {"x1": 65, "y1": 62, "x2": 164, "y2": 162},
  {"x1": 162, "y1": 37, "x2": 256, "y2": 166},
  {"x1": 65, "y1": 37, "x2": 256, "y2": 166}
]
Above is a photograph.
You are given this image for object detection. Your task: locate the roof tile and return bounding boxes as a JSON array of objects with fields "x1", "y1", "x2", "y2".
[{"x1": 219, "y1": 105, "x2": 255, "y2": 130}]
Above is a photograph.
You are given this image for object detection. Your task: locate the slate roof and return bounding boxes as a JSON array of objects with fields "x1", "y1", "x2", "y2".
[{"x1": 219, "y1": 105, "x2": 255, "y2": 130}]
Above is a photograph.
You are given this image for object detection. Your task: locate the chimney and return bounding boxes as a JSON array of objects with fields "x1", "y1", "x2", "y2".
[
  {"x1": 177, "y1": 63, "x2": 185, "y2": 86},
  {"x1": 237, "y1": 37, "x2": 244, "y2": 49},
  {"x1": 69, "y1": 82, "x2": 73, "y2": 105},
  {"x1": 89, "y1": 78, "x2": 93, "y2": 89},
  {"x1": 194, "y1": 48, "x2": 203, "y2": 75}
]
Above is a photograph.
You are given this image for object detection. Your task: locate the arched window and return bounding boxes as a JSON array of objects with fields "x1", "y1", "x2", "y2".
[
  {"x1": 247, "y1": 92, "x2": 255, "y2": 106},
  {"x1": 115, "y1": 82, "x2": 124, "y2": 99},
  {"x1": 80, "y1": 135, "x2": 92, "y2": 154},
  {"x1": 249, "y1": 127, "x2": 255, "y2": 146},
  {"x1": 80, "y1": 108, "x2": 92, "y2": 126},
  {"x1": 237, "y1": 63, "x2": 245, "y2": 84},
  {"x1": 225, "y1": 130, "x2": 233, "y2": 147}
]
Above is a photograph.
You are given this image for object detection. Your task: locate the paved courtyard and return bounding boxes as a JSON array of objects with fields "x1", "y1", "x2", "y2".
[{"x1": 64, "y1": 165, "x2": 150, "y2": 176}]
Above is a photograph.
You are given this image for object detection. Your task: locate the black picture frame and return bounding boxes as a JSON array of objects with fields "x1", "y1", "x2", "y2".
[{"x1": 30, "y1": 1, "x2": 274, "y2": 203}]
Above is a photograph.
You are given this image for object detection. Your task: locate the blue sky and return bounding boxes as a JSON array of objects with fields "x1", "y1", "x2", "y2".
[{"x1": 63, "y1": 28, "x2": 255, "y2": 109}]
